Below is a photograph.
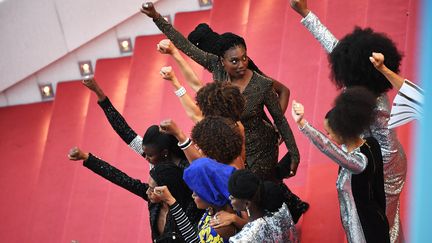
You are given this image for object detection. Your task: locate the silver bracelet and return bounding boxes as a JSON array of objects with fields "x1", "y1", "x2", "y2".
[{"x1": 175, "y1": 86, "x2": 186, "y2": 97}]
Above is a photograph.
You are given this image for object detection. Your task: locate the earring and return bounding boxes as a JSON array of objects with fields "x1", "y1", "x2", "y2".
[{"x1": 246, "y1": 206, "x2": 251, "y2": 217}]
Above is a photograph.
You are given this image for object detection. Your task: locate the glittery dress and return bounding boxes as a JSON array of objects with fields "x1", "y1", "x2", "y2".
[
  {"x1": 229, "y1": 203, "x2": 298, "y2": 243},
  {"x1": 300, "y1": 123, "x2": 389, "y2": 243},
  {"x1": 83, "y1": 154, "x2": 201, "y2": 242},
  {"x1": 153, "y1": 16, "x2": 300, "y2": 181},
  {"x1": 301, "y1": 12, "x2": 407, "y2": 242}
]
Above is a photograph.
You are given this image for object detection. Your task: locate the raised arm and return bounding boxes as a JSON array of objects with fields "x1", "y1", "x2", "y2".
[
  {"x1": 82, "y1": 79, "x2": 144, "y2": 156},
  {"x1": 370, "y1": 52, "x2": 424, "y2": 128},
  {"x1": 160, "y1": 66, "x2": 203, "y2": 123},
  {"x1": 158, "y1": 39, "x2": 203, "y2": 92},
  {"x1": 153, "y1": 186, "x2": 200, "y2": 243},
  {"x1": 141, "y1": 2, "x2": 219, "y2": 72},
  {"x1": 159, "y1": 119, "x2": 202, "y2": 162},
  {"x1": 290, "y1": 0, "x2": 339, "y2": 53},
  {"x1": 68, "y1": 147, "x2": 149, "y2": 200},
  {"x1": 263, "y1": 82, "x2": 300, "y2": 176},
  {"x1": 291, "y1": 101, "x2": 367, "y2": 174}
]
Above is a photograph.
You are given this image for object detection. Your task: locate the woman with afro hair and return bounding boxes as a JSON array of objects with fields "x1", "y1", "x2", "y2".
[
  {"x1": 291, "y1": 0, "x2": 407, "y2": 241},
  {"x1": 292, "y1": 87, "x2": 390, "y2": 243}
]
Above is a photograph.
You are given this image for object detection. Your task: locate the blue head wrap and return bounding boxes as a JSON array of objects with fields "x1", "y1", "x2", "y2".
[{"x1": 183, "y1": 157, "x2": 236, "y2": 207}]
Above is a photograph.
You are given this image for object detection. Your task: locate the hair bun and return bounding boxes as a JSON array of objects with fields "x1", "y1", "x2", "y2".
[{"x1": 188, "y1": 23, "x2": 221, "y2": 54}]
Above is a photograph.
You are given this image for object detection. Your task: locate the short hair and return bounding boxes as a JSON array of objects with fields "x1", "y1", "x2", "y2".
[
  {"x1": 142, "y1": 125, "x2": 186, "y2": 159},
  {"x1": 228, "y1": 169, "x2": 284, "y2": 212},
  {"x1": 329, "y1": 27, "x2": 402, "y2": 96},
  {"x1": 325, "y1": 86, "x2": 377, "y2": 140},
  {"x1": 196, "y1": 81, "x2": 245, "y2": 122},
  {"x1": 191, "y1": 116, "x2": 242, "y2": 164}
]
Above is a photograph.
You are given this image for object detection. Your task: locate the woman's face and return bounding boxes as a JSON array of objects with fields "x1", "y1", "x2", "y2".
[
  {"x1": 192, "y1": 192, "x2": 210, "y2": 209},
  {"x1": 143, "y1": 145, "x2": 165, "y2": 165},
  {"x1": 221, "y1": 45, "x2": 249, "y2": 80},
  {"x1": 146, "y1": 176, "x2": 162, "y2": 203},
  {"x1": 229, "y1": 195, "x2": 247, "y2": 212},
  {"x1": 324, "y1": 119, "x2": 344, "y2": 145}
]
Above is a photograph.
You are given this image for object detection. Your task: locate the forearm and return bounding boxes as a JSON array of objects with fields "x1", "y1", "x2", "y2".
[
  {"x1": 377, "y1": 65, "x2": 405, "y2": 90},
  {"x1": 83, "y1": 153, "x2": 149, "y2": 199},
  {"x1": 300, "y1": 122, "x2": 367, "y2": 173},
  {"x1": 153, "y1": 15, "x2": 217, "y2": 71},
  {"x1": 170, "y1": 78, "x2": 204, "y2": 123},
  {"x1": 97, "y1": 97, "x2": 144, "y2": 155},
  {"x1": 301, "y1": 11, "x2": 339, "y2": 53},
  {"x1": 171, "y1": 51, "x2": 203, "y2": 92},
  {"x1": 175, "y1": 132, "x2": 202, "y2": 163},
  {"x1": 169, "y1": 202, "x2": 200, "y2": 243}
]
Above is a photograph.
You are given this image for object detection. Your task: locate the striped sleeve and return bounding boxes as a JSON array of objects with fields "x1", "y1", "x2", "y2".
[
  {"x1": 169, "y1": 202, "x2": 200, "y2": 243},
  {"x1": 388, "y1": 80, "x2": 424, "y2": 129}
]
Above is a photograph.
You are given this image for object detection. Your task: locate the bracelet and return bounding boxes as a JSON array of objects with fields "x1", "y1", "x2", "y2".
[
  {"x1": 175, "y1": 86, "x2": 186, "y2": 97},
  {"x1": 178, "y1": 138, "x2": 191, "y2": 148},
  {"x1": 181, "y1": 140, "x2": 193, "y2": 150}
]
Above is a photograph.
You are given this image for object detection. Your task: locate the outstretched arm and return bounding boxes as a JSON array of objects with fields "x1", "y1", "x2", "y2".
[
  {"x1": 160, "y1": 66, "x2": 204, "y2": 123},
  {"x1": 291, "y1": 101, "x2": 367, "y2": 174},
  {"x1": 141, "y1": 2, "x2": 218, "y2": 72},
  {"x1": 68, "y1": 147, "x2": 150, "y2": 200},
  {"x1": 370, "y1": 52, "x2": 424, "y2": 128},
  {"x1": 158, "y1": 39, "x2": 204, "y2": 92},
  {"x1": 290, "y1": 0, "x2": 339, "y2": 53},
  {"x1": 82, "y1": 78, "x2": 144, "y2": 156}
]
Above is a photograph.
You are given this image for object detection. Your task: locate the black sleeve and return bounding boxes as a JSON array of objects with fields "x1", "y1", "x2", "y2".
[
  {"x1": 97, "y1": 97, "x2": 144, "y2": 156},
  {"x1": 83, "y1": 153, "x2": 149, "y2": 201}
]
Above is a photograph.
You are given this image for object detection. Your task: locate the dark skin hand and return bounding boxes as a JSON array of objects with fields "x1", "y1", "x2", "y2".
[
  {"x1": 141, "y1": 2, "x2": 160, "y2": 19},
  {"x1": 290, "y1": 0, "x2": 310, "y2": 18}
]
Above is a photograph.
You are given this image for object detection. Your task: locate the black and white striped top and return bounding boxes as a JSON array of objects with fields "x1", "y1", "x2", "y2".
[{"x1": 388, "y1": 79, "x2": 424, "y2": 129}]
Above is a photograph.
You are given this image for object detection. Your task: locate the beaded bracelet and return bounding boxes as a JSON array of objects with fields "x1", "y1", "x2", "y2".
[{"x1": 175, "y1": 86, "x2": 187, "y2": 97}]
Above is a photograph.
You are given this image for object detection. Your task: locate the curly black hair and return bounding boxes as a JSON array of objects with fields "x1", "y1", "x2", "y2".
[
  {"x1": 191, "y1": 116, "x2": 243, "y2": 164},
  {"x1": 325, "y1": 86, "x2": 377, "y2": 141},
  {"x1": 329, "y1": 27, "x2": 402, "y2": 96},
  {"x1": 196, "y1": 81, "x2": 245, "y2": 122},
  {"x1": 228, "y1": 169, "x2": 284, "y2": 212}
]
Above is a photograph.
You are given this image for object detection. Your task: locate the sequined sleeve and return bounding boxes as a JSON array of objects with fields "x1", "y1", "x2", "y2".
[
  {"x1": 83, "y1": 153, "x2": 149, "y2": 201},
  {"x1": 153, "y1": 15, "x2": 219, "y2": 72},
  {"x1": 300, "y1": 122, "x2": 367, "y2": 174},
  {"x1": 388, "y1": 79, "x2": 424, "y2": 129},
  {"x1": 301, "y1": 11, "x2": 339, "y2": 53},
  {"x1": 263, "y1": 81, "x2": 300, "y2": 164},
  {"x1": 229, "y1": 204, "x2": 298, "y2": 243},
  {"x1": 98, "y1": 97, "x2": 144, "y2": 156}
]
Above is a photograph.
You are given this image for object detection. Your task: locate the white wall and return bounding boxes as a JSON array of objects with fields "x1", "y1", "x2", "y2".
[{"x1": 0, "y1": 0, "x2": 210, "y2": 107}]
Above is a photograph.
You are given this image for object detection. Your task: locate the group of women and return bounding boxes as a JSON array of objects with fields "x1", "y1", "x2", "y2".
[{"x1": 67, "y1": 0, "x2": 424, "y2": 242}]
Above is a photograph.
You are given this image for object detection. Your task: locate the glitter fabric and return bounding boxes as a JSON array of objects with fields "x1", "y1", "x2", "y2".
[
  {"x1": 301, "y1": 123, "x2": 366, "y2": 243},
  {"x1": 301, "y1": 12, "x2": 407, "y2": 243},
  {"x1": 153, "y1": 16, "x2": 300, "y2": 181},
  {"x1": 229, "y1": 204, "x2": 298, "y2": 243}
]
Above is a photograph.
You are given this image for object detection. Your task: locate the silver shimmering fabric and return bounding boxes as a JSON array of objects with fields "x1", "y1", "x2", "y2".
[
  {"x1": 229, "y1": 204, "x2": 298, "y2": 243},
  {"x1": 301, "y1": 13, "x2": 407, "y2": 243},
  {"x1": 300, "y1": 123, "x2": 367, "y2": 243},
  {"x1": 301, "y1": 12, "x2": 339, "y2": 53}
]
